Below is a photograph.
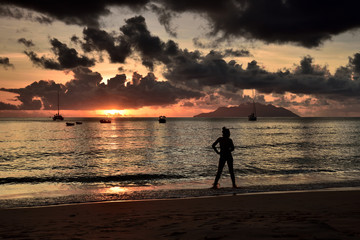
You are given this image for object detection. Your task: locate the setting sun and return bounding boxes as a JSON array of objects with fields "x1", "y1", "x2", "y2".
[{"x1": 97, "y1": 109, "x2": 129, "y2": 117}]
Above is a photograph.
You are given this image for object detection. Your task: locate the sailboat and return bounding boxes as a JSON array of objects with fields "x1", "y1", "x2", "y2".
[
  {"x1": 248, "y1": 90, "x2": 257, "y2": 121},
  {"x1": 53, "y1": 88, "x2": 64, "y2": 121},
  {"x1": 248, "y1": 101, "x2": 257, "y2": 121}
]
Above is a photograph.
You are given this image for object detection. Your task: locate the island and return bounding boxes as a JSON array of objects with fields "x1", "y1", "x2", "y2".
[{"x1": 194, "y1": 102, "x2": 300, "y2": 118}]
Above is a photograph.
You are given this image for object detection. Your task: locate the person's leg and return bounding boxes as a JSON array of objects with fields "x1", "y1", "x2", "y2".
[
  {"x1": 213, "y1": 158, "x2": 226, "y2": 188},
  {"x1": 227, "y1": 158, "x2": 237, "y2": 187}
]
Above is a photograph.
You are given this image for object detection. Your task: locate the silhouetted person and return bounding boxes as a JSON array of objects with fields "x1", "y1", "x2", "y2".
[{"x1": 211, "y1": 127, "x2": 237, "y2": 189}]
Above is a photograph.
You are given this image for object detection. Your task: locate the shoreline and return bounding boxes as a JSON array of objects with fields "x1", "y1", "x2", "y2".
[
  {"x1": 4, "y1": 186, "x2": 360, "y2": 210},
  {"x1": 1, "y1": 189, "x2": 360, "y2": 239},
  {"x1": 2, "y1": 180, "x2": 360, "y2": 209}
]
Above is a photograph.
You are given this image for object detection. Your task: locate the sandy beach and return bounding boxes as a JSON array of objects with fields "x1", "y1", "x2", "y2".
[{"x1": 0, "y1": 190, "x2": 359, "y2": 239}]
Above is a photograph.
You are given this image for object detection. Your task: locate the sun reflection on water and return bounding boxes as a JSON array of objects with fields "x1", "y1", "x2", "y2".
[{"x1": 100, "y1": 185, "x2": 157, "y2": 195}]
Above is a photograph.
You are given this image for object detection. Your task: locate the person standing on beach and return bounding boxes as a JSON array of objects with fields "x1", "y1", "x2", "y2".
[{"x1": 211, "y1": 127, "x2": 237, "y2": 189}]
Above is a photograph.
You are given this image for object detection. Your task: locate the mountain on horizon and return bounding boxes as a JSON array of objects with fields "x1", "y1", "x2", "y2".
[{"x1": 194, "y1": 103, "x2": 300, "y2": 118}]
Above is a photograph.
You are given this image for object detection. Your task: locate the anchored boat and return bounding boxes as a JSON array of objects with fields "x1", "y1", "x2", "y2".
[
  {"x1": 248, "y1": 90, "x2": 257, "y2": 121},
  {"x1": 158, "y1": 116, "x2": 166, "y2": 123},
  {"x1": 53, "y1": 88, "x2": 64, "y2": 121}
]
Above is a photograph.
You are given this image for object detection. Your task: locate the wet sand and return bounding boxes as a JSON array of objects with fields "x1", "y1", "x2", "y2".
[{"x1": 1, "y1": 190, "x2": 360, "y2": 239}]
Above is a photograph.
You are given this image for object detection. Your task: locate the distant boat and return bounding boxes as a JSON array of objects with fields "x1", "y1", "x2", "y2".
[
  {"x1": 158, "y1": 116, "x2": 166, "y2": 123},
  {"x1": 53, "y1": 88, "x2": 64, "y2": 121},
  {"x1": 76, "y1": 121, "x2": 82, "y2": 124},
  {"x1": 100, "y1": 119, "x2": 111, "y2": 123},
  {"x1": 248, "y1": 89, "x2": 257, "y2": 121},
  {"x1": 248, "y1": 112, "x2": 257, "y2": 121},
  {"x1": 66, "y1": 122, "x2": 75, "y2": 126},
  {"x1": 248, "y1": 101, "x2": 257, "y2": 121},
  {"x1": 53, "y1": 113, "x2": 64, "y2": 121}
]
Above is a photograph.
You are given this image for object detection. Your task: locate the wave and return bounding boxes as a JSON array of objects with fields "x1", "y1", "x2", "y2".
[
  {"x1": 0, "y1": 174, "x2": 185, "y2": 185},
  {"x1": 237, "y1": 167, "x2": 335, "y2": 175}
]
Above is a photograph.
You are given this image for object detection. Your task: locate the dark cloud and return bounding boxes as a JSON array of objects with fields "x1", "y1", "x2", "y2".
[
  {"x1": 192, "y1": 38, "x2": 207, "y2": 49},
  {"x1": 80, "y1": 16, "x2": 252, "y2": 80},
  {"x1": 107, "y1": 74, "x2": 127, "y2": 88},
  {"x1": 120, "y1": 16, "x2": 176, "y2": 70},
  {"x1": 1, "y1": 67, "x2": 202, "y2": 110},
  {"x1": 163, "y1": 49, "x2": 360, "y2": 103},
  {"x1": 223, "y1": 49, "x2": 251, "y2": 57},
  {"x1": 70, "y1": 35, "x2": 80, "y2": 44},
  {"x1": 80, "y1": 16, "x2": 180, "y2": 71},
  {"x1": 181, "y1": 101, "x2": 194, "y2": 107},
  {"x1": 4, "y1": 0, "x2": 360, "y2": 47},
  {"x1": 25, "y1": 38, "x2": 95, "y2": 70},
  {"x1": 200, "y1": 49, "x2": 252, "y2": 59},
  {"x1": 205, "y1": 88, "x2": 255, "y2": 107},
  {"x1": 0, "y1": 4, "x2": 53, "y2": 24},
  {"x1": 1, "y1": 80, "x2": 60, "y2": 110},
  {"x1": 131, "y1": 72, "x2": 142, "y2": 86},
  {"x1": 164, "y1": 50, "x2": 237, "y2": 87},
  {"x1": 348, "y1": 53, "x2": 360, "y2": 74},
  {"x1": 160, "y1": 0, "x2": 360, "y2": 48},
  {"x1": 81, "y1": 27, "x2": 131, "y2": 63},
  {"x1": 0, "y1": 5, "x2": 24, "y2": 19},
  {"x1": 149, "y1": 4, "x2": 177, "y2": 37},
  {"x1": 0, "y1": 100, "x2": 18, "y2": 110},
  {"x1": 50, "y1": 38, "x2": 96, "y2": 69},
  {"x1": 0, "y1": 57, "x2": 14, "y2": 69},
  {"x1": 24, "y1": 51, "x2": 62, "y2": 70},
  {"x1": 17, "y1": 37, "x2": 35, "y2": 47},
  {"x1": 34, "y1": 15, "x2": 52, "y2": 24},
  {"x1": 0, "y1": 0, "x2": 149, "y2": 27},
  {"x1": 114, "y1": 72, "x2": 202, "y2": 109},
  {"x1": 294, "y1": 55, "x2": 328, "y2": 75}
]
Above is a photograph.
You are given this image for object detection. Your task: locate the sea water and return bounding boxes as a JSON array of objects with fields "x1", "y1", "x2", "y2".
[{"x1": 1, "y1": 117, "x2": 360, "y2": 208}]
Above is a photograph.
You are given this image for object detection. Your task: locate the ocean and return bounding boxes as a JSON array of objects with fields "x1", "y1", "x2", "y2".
[{"x1": 1, "y1": 117, "x2": 360, "y2": 208}]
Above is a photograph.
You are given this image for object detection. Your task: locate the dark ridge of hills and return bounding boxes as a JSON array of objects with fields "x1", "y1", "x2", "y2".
[{"x1": 194, "y1": 103, "x2": 300, "y2": 118}]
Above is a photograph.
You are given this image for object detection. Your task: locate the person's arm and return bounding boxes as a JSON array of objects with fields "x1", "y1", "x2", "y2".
[
  {"x1": 212, "y1": 138, "x2": 220, "y2": 154},
  {"x1": 229, "y1": 139, "x2": 235, "y2": 152}
]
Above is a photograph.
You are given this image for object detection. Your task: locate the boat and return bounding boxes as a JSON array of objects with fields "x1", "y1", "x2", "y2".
[
  {"x1": 76, "y1": 121, "x2": 82, "y2": 124},
  {"x1": 248, "y1": 112, "x2": 257, "y2": 121},
  {"x1": 66, "y1": 122, "x2": 75, "y2": 126},
  {"x1": 100, "y1": 119, "x2": 111, "y2": 123},
  {"x1": 248, "y1": 96, "x2": 257, "y2": 121},
  {"x1": 158, "y1": 116, "x2": 166, "y2": 123},
  {"x1": 53, "y1": 88, "x2": 64, "y2": 121},
  {"x1": 53, "y1": 113, "x2": 64, "y2": 121}
]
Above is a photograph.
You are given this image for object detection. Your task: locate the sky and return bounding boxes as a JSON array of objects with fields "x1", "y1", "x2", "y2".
[{"x1": 1, "y1": 0, "x2": 360, "y2": 117}]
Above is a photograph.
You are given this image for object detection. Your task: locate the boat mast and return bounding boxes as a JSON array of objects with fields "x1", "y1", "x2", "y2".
[
  {"x1": 252, "y1": 89, "x2": 256, "y2": 116},
  {"x1": 253, "y1": 99, "x2": 256, "y2": 116},
  {"x1": 57, "y1": 88, "x2": 60, "y2": 115}
]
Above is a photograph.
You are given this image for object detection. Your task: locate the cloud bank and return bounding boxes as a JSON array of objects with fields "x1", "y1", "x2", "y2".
[
  {"x1": 0, "y1": 67, "x2": 202, "y2": 110},
  {"x1": 2, "y1": 0, "x2": 360, "y2": 47},
  {"x1": 2, "y1": 51, "x2": 360, "y2": 111},
  {"x1": 2, "y1": 15, "x2": 360, "y2": 113},
  {"x1": 24, "y1": 38, "x2": 95, "y2": 70}
]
